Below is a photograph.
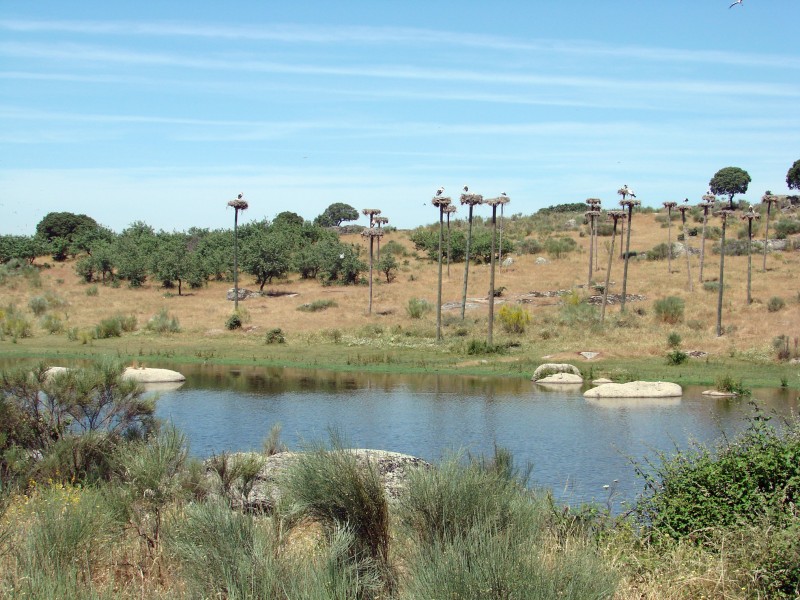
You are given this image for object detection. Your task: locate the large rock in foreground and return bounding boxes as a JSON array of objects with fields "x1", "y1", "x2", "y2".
[
  {"x1": 217, "y1": 449, "x2": 430, "y2": 513},
  {"x1": 531, "y1": 363, "x2": 582, "y2": 382},
  {"x1": 583, "y1": 381, "x2": 682, "y2": 398}
]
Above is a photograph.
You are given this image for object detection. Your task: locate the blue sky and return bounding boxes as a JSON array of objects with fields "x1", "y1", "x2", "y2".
[{"x1": 1, "y1": 1, "x2": 798, "y2": 234}]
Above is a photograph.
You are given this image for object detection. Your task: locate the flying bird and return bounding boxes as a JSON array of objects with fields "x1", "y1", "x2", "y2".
[
  {"x1": 729, "y1": 0, "x2": 743, "y2": 7},
  {"x1": 435, "y1": 187, "x2": 444, "y2": 196}
]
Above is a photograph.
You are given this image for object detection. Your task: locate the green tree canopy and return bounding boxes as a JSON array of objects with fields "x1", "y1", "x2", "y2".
[
  {"x1": 241, "y1": 229, "x2": 292, "y2": 290},
  {"x1": 35, "y1": 211, "x2": 102, "y2": 260},
  {"x1": 314, "y1": 203, "x2": 359, "y2": 227},
  {"x1": 273, "y1": 211, "x2": 305, "y2": 228},
  {"x1": 709, "y1": 166, "x2": 751, "y2": 208},
  {"x1": 787, "y1": 159, "x2": 800, "y2": 190}
]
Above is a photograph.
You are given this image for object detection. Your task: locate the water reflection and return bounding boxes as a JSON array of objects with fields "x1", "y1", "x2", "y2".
[{"x1": 150, "y1": 365, "x2": 800, "y2": 509}]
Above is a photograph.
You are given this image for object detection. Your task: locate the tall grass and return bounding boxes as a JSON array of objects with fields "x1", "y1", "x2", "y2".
[{"x1": 279, "y1": 433, "x2": 392, "y2": 592}]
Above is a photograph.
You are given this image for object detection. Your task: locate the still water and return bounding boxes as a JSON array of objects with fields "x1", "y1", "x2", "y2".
[{"x1": 152, "y1": 365, "x2": 800, "y2": 509}]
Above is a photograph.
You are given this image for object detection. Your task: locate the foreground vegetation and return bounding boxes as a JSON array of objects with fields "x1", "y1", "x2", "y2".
[{"x1": 2, "y1": 362, "x2": 800, "y2": 598}]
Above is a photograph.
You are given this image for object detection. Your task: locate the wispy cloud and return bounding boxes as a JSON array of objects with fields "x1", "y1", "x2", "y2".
[{"x1": 3, "y1": 19, "x2": 799, "y2": 71}]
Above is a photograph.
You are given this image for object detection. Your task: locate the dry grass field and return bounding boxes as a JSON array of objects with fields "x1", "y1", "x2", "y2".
[{"x1": 2, "y1": 210, "x2": 799, "y2": 381}]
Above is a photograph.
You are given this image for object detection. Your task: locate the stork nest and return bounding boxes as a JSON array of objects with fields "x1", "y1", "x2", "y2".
[
  {"x1": 702, "y1": 194, "x2": 717, "y2": 203},
  {"x1": 443, "y1": 204, "x2": 457, "y2": 214},
  {"x1": 662, "y1": 202, "x2": 678, "y2": 209},
  {"x1": 432, "y1": 197, "x2": 452, "y2": 207},
  {"x1": 607, "y1": 210, "x2": 627, "y2": 220},
  {"x1": 361, "y1": 227, "x2": 384, "y2": 238},
  {"x1": 740, "y1": 210, "x2": 761, "y2": 221},
  {"x1": 459, "y1": 193, "x2": 483, "y2": 205},
  {"x1": 584, "y1": 210, "x2": 601, "y2": 217},
  {"x1": 373, "y1": 216, "x2": 389, "y2": 224},
  {"x1": 228, "y1": 199, "x2": 249, "y2": 210},
  {"x1": 362, "y1": 208, "x2": 381, "y2": 216},
  {"x1": 585, "y1": 198, "x2": 602, "y2": 205},
  {"x1": 620, "y1": 199, "x2": 640, "y2": 207},
  {"x1": 484, "y1": 196, "x2": 509, "y2": 206}
]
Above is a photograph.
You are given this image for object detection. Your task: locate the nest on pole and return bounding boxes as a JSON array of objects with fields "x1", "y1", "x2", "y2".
[
  {"x1": 585, "y1": 197, "x2": 601, "y2": 207},
  {"x1": 432, "y1": 196, "x2": 452, "y2": 208},
  {"x1": 740, "y1": 209, "x2": 760, "y2": 222},
  {"x1": 373, "y1": 216, "x2": 389, "y2": 226},
  {"x1": 662, "y1": 201, "x2": 677, "y2": 210},
  {"x1": 607, "y1": 210, "x2": 627, "y2": 222},
  {"x1": 762, "y1": 193, "x2": 786, "y2": 205},
  {"x1": 702, "y1": 193, "x2": 717, "y2": 204},
  {"x1": 584, "y1": 210, "x2": 601, "y2": 218},
  {"x1": 459, "y1": 193, "x2": 483, "y2": 206},
  {"x1": 227, "y1": 198, "x2": 249, "y2": 211},
  {"x1": 361, "y1": 227, "x2": 384, "y2": 239},
  {"x1": 443, "y1": 204, "x2": 457, "y2": 215},
  {"x1": 362, "y1": 208, "x2": 382, "y2": 217},
  {"x1": 620, "y1": 198, "x2": 640, "y2": 209},
  {"x1": 484, "y1": 196, "x2": 509, "y2": 207}
]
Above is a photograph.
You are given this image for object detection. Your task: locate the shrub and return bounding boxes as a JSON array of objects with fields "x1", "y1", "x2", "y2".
[
  {"x1": 498, "y1": 304, "x2": 531, "y2": 334},
  {"x1": 85, "y1": 285, "x2": 98, "y2": 297},
  {"x1": 715, "y1": 374, "x2": 751, "y2": 396},
  {"x1": 773, "y1": 335, "x2": 791, "y2": 361},
  {"x1": 407, "y1": 297, "x2": 432, "y2": 319},
  {"x1": 702, "y1": 280, "x2": 721, "y2": 292},
  {"x1": 28, "y1": 295, "x2": 48, "y2": 316},
  {"x1": 94, "y1": 317, "x2": 122, "y2": 338},
  {"x1": 226, "y1": 312, "x2": 243, "y2": 330},
  {"x1": 666, "y1": 331, "x2": 682, "y2": 349},
  {"x1": 665, "y1": 349, "x2": 688, "y2": 365},
  {"x1": 516, "y1": 237, "x2": 544, "y2": 254},
  {"x1": 636, "y1": 408, "x2": 800, "y2": 543},
  {"x1": 544, "y1": 236, "x2": 577, "y2": 259},
  {"x1": 145, "y1": 308, "x2": 181, "y2": 334},
  {"x1": 280, "y1": 434, "x2": 391, "y2": 573},
  {"x1": 39, "y1": 313, "x2": 64, "y2": 335},
  {"x1": 653, "y1": 296, "x2": 684, "y2": 324},
  {"x1": 297, "y1": 299, "x2": 337, "y2": 312},
  {"x1": 466, "y1": 339, "x2": 508, "y2": 355},
  {"x1": 774, "y1": 218, "x2": 800, "y2": 239},
  {"x1": 264, "y1": 328, "x2": 285, "y2": 344},
  {"x1": 0, "y1": 304, "x2": 33, "y2": 340},
  {"x1": 646, "y1": 243, "x2": 675, "y2": 261},
  {"x1": 768, "y1": 296, "x2": 786, "y2": 313}
]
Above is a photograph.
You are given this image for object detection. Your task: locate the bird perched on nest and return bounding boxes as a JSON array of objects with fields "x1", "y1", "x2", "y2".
[
  {"x1": 463, "y1": 185, "x2": 469, "y2": 193},
  {"x1": 435, "y1": 187, "x2": 444, "y2": 196},
  {"x1": 500, "y1": 192, "x2": 508, "y2": 198}
]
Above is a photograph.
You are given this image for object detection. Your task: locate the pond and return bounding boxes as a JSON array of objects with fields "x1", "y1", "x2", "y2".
[{"x1": 153, "y1": 364, "x2": 800, "y2": 509}]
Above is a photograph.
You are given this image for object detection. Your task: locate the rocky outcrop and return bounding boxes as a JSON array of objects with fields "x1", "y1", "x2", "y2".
[
  {"x1": 213, "y1": 449, "x2": 430, "y2": 513},
  {"x1": 123, "y1": 367, "x2": 186, "y2": 383},
  {"x1": 531, "y1": 363, "x2": 582, "y2": 382},
  {"x1": 584, "y1": 381, "x2": 682, "y2": 398}
]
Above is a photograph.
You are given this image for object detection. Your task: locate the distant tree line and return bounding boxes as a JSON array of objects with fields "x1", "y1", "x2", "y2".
[{"x1": 0, "y1": 204, "x2": 370, "y2": 293}]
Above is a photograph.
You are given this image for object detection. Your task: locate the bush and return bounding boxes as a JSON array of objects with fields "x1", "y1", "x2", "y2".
[
  {"x1": 516, "y1": 237, "x2": 544, "y2": 254},
  {"x1": 666, "y1": 331, "x2": 682, "y2": 349},
  {"x1": 774, "y1": 219, "x2": 800, "y2": 239},
  {"x1": 39, "y1": 313, "x2": 64, "y2": 335},
  {"x1": 665, "y1": 349, "x2": 688, "y2": 365},
  {"x1": 715, "y1": 374, "x2": 751, "y2": 396},
  {"x1": 264, "y1": 328, "x2": 285, "y2": 344},
  {"x1": 94, "y1": 317, "x2": 121, "y2": 338},
  {"x1": 544, "y1": 236, "x2": 577, "y2": 259},
  {"x1": 498, "y1": 304, "x2": 531, "y2": 334},
  {"x1": 636, "y1": 408, "x2": 800, "y2": 543},
  {"x1": 466, "y1": 339, "x2": 508, "y2": 355},
  {"x1": 297, "y1": 299, "x2": 337, "y2": 312},
  {"x1": 0, "y1": 304, "x2": 33, "y2": 340},
  {"x1": 145, "y1": 308, "x2": 181, "y2": 334},
  {"x1": 28, "y1": 295, "x2": 48, "y2": 316},
  {"x1": 768, "y1": 296, "x2": 786, "y2": 313},
  {"x1": 653, "y1": 296, "x2": 684, "y2": 324},
  {"x1": 773, "y1": 335, "x2": 791, "y2": 361},
  {"x1": 85, "y1": 285, "x2": 98, "y2": 297},
  {"x1": 407, "y1": 297, "x2": 432, "y2": 319},
  {"x1": 646, "y1": 243, "x2": 676, "y2": 261},
  {"x1": 280, "y1": 434, "x2": 391, "y2": 574},
  {"x1": 226, "y1": 312, "x2": 243, "y2": 330}
]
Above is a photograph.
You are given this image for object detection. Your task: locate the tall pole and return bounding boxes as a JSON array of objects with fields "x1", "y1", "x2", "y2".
[
  {"x1": 361, "y1": 209, "x2": 382, "y2": 315},
  {"x1": 227, "y1": 193, "x2": 248, "y2": 312},
  {"x1": 585, "y1": 207, "x2": 600, "y2": 288},
  {"x1": 698, "y1": 193, "x2": 715, "y2": 283},
  {"x1": 663, "y1": 202, "x2": 677, "y2": 274},
  {"x1": 678, "y1": 202, "x2": 693, "y2": 292},
  {"x1": 497, "y1": 196, "x2": 509, "y2": 265},
  {"x1": 485, "y1": 197, "x2": 504, "y2": 345},
  {"x1": 374, "y1": 215, "x2": 388, "y2": 262},
  {"x1": 432, "y1": 194, "x2": 451, "y2": 341},
  {"x1": 716, "y1": 209, "x2": 733, "y2": 336},
  {"x1": 741, "y1": 209, "x2": 759, "y2": 305},
  {"x1": 618, "y1": 188, "x2": 639, "y2": 313},
  {"x1": 444, "y1": 205, "x2": 456, "y2": 278},
  {"x1": 762, "y1": 194, "x2": 778, "y2": 272},
  {"x1": 601, "y1": 211, "x2": 626, "y2": 325},
  {"x1": 460, "y1": 190, "x2": 483, "y2": 320}
]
